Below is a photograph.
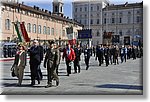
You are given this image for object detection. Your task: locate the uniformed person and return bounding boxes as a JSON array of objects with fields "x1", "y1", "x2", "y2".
[
  {"x1": 104, "y1": 45, "x2": 109, "y2": 67},
  {"x1": 84, "y1": 44, "x2": 91, "y2": 70},
  {"x1": 44, "y1": 41, "x2": 59, "y2": 88},
  {"x1": 74, "y1": 44, "x2": 82, "y2": 73}
]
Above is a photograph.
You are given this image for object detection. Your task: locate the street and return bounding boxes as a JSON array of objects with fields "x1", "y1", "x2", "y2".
[{"x1": 0, "y1": 54, "x2": 143, "y2": 95}]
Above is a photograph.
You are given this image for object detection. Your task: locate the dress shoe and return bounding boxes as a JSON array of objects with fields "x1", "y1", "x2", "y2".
[
  {"x1": 45, "y1": 84, "x2": 52, "y2": 88},
  {"x1": 56, "y1": 81, "x2": 59, "y2": 86}
]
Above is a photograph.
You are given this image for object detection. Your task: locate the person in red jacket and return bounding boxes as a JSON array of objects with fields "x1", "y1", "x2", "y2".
[{"x1": 63, "y1": 43, "x2": 76, "y2": 76}]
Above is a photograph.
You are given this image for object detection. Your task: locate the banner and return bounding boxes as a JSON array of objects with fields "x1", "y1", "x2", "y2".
[{"x1": 14, "y1": 21, "x2": 30, "y2": 42}]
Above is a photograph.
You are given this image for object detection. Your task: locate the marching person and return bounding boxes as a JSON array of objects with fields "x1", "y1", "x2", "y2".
[
  {"x1": 44, "y1": 41, "x2": 60, "y2": 88},
  {"x1": 104, "y1": 45, "x2": 109, "y2": 67},
  {"x1": 120, "y1": 45, "x2": 125, "y2": 63},
  {"x1": 84, "y1": 44, "x2": 91, "y2": 70},
  {"x1": 11, "y1": 44, "x2": 26, "y2": 86},
  {"x1": 74, "y1": 44, "x2": 82, "y2": 73},
  {"x1": 95, "y1": 44, "x2": 103, "y2": 66},
  {"x1": 29, "y1": 40, "x2": 42, "y2": 85},
  {"x1": 62, "y1": 43, "x2": 76, "y2": 76}
]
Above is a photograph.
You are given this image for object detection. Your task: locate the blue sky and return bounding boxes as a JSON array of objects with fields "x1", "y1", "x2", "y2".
[{"x1": 20, "y1": 0, "x2": 143, "y2": 18}]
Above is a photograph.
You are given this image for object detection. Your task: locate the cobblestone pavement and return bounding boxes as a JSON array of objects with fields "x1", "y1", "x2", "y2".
[{"x1": 0, "y1": 54, "x2": 143, "y2": 95}]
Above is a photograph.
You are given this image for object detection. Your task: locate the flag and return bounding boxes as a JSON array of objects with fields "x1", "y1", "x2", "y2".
[
  {"x1": 20, "y1": 22, "x2": 30, "y2": 42},
  {"x1": 14, "y1": 21, "x2": 23, "y2": 42},
  {"x1": 14, "y1": 21, "x2": 30, "y2": 42}
]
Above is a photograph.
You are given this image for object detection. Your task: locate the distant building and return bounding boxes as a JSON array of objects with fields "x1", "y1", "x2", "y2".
[
  {"x1": 73, "y1": 0, "x2": 143, "y2": 46},
  {"x1": 103, "y1": 2, "x2": 143, "y2": 45},
  {"x1": 73, "y1": 0, "x2": 109, "y2": 46},
  {"x1": 0, "y1": 0, "x2": 83, "y2": 46}
]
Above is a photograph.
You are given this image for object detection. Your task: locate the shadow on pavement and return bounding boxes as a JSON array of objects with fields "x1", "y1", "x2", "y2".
[{"x1": 94, "y1": 84, "x2": 143, "y2": 90}]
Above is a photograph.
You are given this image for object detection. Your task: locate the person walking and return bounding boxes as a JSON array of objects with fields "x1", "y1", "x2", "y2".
[
  {"x1": 74, "y1": 44, "x2": 82, "y2": 73},
  {"x1": 44, "y1": 41, "x2": 60, "y2": 88},
  {"x1": 120, "y1": 45, "x2": 125, "y2": 63},
  {"x1": 104, "y1": 45, "x2": 109, "y2": 67},
  {"x1": 11, "y1": 44, "x2": 26, "y2": 86},
  {"x1": 29, "y1": 40, "x2": 42, "y2": 85},
  {"x1": 62, "y1": 43, "x2": 76, "y2": 76},
  {"x1": 84, "y1": 44, "x2": 91, "y2": 70}
]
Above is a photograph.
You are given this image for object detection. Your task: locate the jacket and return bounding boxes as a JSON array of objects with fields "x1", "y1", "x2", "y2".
[{"x1": 63, "y1": 48, "x2": 76, "y2": 61}]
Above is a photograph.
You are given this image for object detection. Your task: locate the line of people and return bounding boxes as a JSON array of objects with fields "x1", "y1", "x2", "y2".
[{"x1": 11, "y1": 40, "x2": 143, "y2": 88}]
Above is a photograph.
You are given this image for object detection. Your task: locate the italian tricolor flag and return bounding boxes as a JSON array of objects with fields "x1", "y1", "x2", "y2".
[{"x1": 14, "y1": 21, "x2": 30, "y2": 42}]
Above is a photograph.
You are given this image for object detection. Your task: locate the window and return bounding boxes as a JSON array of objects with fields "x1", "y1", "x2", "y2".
[
  {"x1": 112, "y1": 18, "x2": 115, "y2": 23},
  {"x1": 97, "y1": 6, "x2": 99, "y2": 11},
  {"x1": 91, "y1": 7, "x2": 93, "y2": 11},
  {"x1": 84, "y1": 20, "x2": 87, "y2": 25},
  {"x1": 55, "y1": 6, "x2": 58, "y2": 12},
  {"x1": 80, "y1": 7, "x2": 82, "y2": 12},
  {"x1": 90, "y1": 19, "x2": 93, "y2": 24},
  {"x1": 5, "y1": 19, "x2": 11, "y2": 30},
  {"x1": 47, "y1": 27, "x2": 50, "y2": 35},
  {"x1": 97, "y1": 31, "x2": 100, "y2": 36},
  {"x1": 119, "y1": 18, "x2": 122, "y2": 23},
  {"x1": 85, "y1": 7, "x2": 87, "y2": 11},
  {"x1": 75, "y1": 8, "x2": 77, "y2": 12},
  {"x1": 51, "y1": 28, "x2": 54, "y2": 35},
  {"x1": 104, "y1": 18, "x2": 106, "y2": 24},
  {"x1": 33, "y1": 24, "x2": 36, "y2": 33},
  {"x1": 38, "y1": 25, "x2": 41, "y2": 34},
  {"x1": 43, "y1": 26, "x2": 47, "y2": 34},
  {"x1": 27, "y1": 23, "x2": 31, "y2": 33},
  {"x1": 97, "y1": 19, "x2": 99, "y2": 24},
  {"x1": 119, "y1": 30, "x2": 122, "y2": 36},
  {"x1": 136, "y1": 16, "x2": 140, "y2": 23}
]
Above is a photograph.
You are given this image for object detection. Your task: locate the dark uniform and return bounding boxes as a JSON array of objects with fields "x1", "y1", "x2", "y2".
[
  {"x1": 84, "y1": 47, "x2": 91, "y2": 70},
  {"x1": 96, "y1": 45, "x2": 103, "y2": 66},
  {"x1": 104, "y1": 46, "x2": 109, "y2": 67},
  {"x1": 29, "y1": 45, "x2": 41, "y2": 85},
  {"x1": 44, "y1": 47, "x2": 59, "y2": 87},
  {"x1": 3, "y1": 46, "x2": 7, "y2": 58},
  {"x1": 74, "y1": 47, "x2": 82, "y2": 73}
]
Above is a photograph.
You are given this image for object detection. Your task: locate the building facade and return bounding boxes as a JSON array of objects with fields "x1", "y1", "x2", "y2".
[
  {"x1": 73, "y1": 0, "x2": 143, "y2": 46},
  {"x1": 73, "y1": 0, "x2": 109, "y2": 46},
  {"x1": 103, "y1": 2, "x2": 143, "y2": 45},
  {"x1": 0, "y1": 0, "x2": 83, "y2": 46}
]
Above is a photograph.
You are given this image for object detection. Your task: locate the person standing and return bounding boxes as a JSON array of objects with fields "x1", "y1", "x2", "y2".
[
  {"x1": 74, "y1": 44, "x2": 82, "y2": 73},
  {"x1": 29, "y1": 40, "x2": 41, "y2": 85},
  {"x1": 104, "y1": 45, "x2": 109, "y2": 67},
  {"x1": 62, "y1": 43, "x2": 76, "y2": 76},
  {"x1": 44, "y1": 41, "x2": 60, "y2": 88},
  {"x1": 84, "y1": 44, "x2": 91, "y2": 70},
  {"x1": 11, "y1": 44, "x2": 26, "y2": 86},
  {"x1": 120, "y1": 45, "x2": 125, "y2": 63}
]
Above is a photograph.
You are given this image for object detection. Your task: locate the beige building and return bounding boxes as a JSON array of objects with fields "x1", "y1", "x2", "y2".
[{"x1": 0, "y1": 0, "x2": 83, "y2": 45}]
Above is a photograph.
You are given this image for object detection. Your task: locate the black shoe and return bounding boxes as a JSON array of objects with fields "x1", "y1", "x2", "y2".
[
  {"x1": 45, "y1": 84, "x2": 52, "y2": 88},
  {"x1": 67, "y1": 73, "x2": 69, "y2": 76},
  {"x1": 56, "y1": 81, "x2": 59, "y2": 86},
  {"x1": 99, "y1": 64, "x2": 101, "y2": 66},
  {"x1": 38, "y1": 80, "x2": 40, "y2": 84},
  {"x1": 31, "y1": 81, "x2": 35, "y2": 86}
]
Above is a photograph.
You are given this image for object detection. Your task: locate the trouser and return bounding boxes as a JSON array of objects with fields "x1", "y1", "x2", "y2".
[
  {"x1": 15, "y1": 66, "x2": 25, "y2": 85},
  {"x1": 74, "y1": 60, "x2": 80, "y2": 73},
  {"x1": 37, "y1": 65, "x2": 43, "y2": 80},
  {"x1": 120, "y1": 54, "x2": 124, "y2": 63},
  {"x1": 114, "y1": 56, "x2": 119, "y2": 64},
  {"x1": 30, "y1": 63, "x2": 40, "y2": 83},
  {"x1": 56, "y1": 64, "x2": 59, "y2": 75},
  {"x1": 66, "y1": 60, "x2": 72, "y2": 75},
  {"x1": 85, "y1": 57, "x2": 90, "y2": 67},
  {"x1": 124, "y1": 54, "x2": 127, "y2": 62},
  {"x1": 47, "y1": 66, "x2": 59, "y2": 85},
  {"x1": 105, "y1": 55, "x2": 109, "y2": 66},
  {"x1": 98, "y1": 56, "x2": 102, "y2": 66}
]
